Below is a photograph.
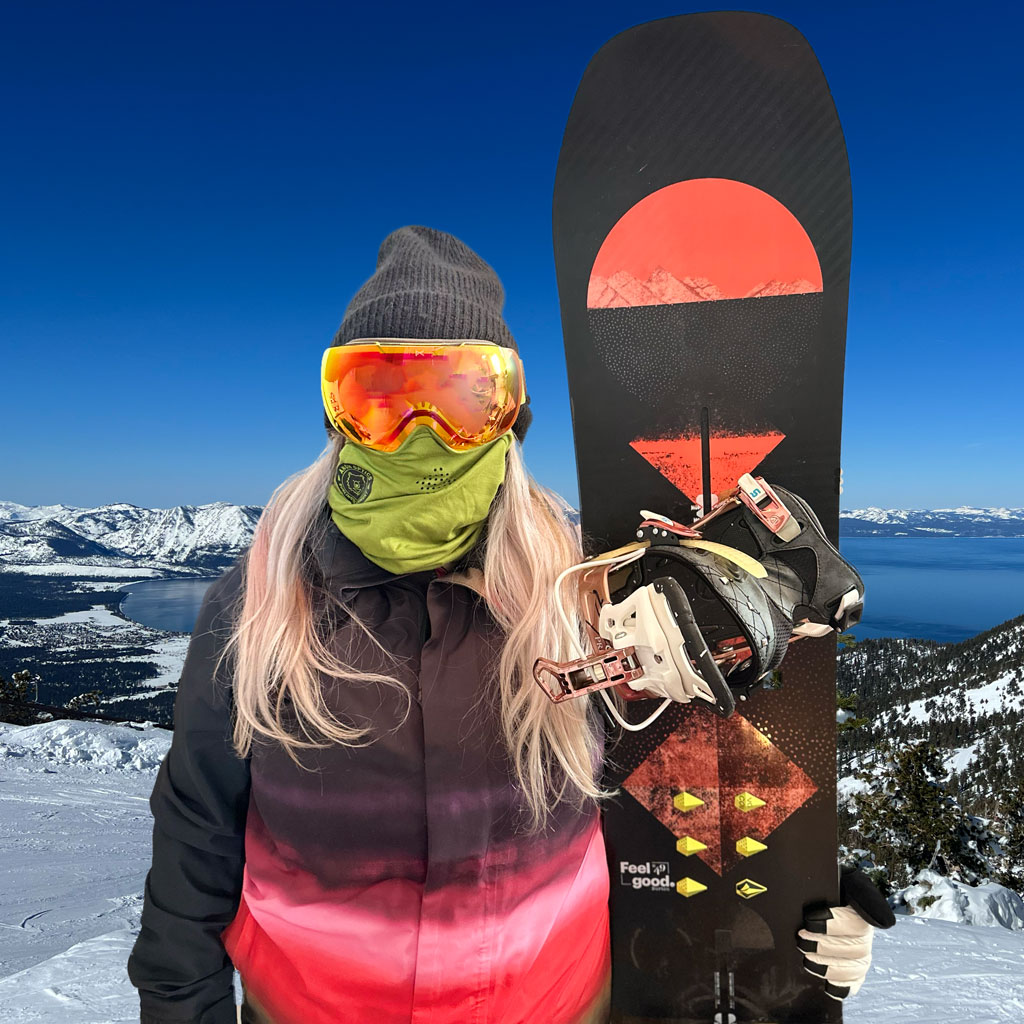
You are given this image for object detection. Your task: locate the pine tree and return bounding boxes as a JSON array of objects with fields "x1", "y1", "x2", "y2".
[
  {"x1": 0, "y1": 669, "x2": 43, "y2": 726},
  {"x1": 853, "y1": 740, "x2": 999, "y2": 887},
  {"x1": 0, "y1": 669, "x2": 36, "y2": 702},
  {"x1": 996, "y1": 783, "x2": 1024, "y2": 895},
  {"x1": 837, "y1": 690, "x2": 869, "y2": 733},
  {"x1": 66, "y1": 689, "x2": 103, "y2": 711}
]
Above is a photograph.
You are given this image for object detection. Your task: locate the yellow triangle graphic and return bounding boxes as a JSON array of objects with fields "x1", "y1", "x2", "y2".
[
  {"x1": 676, "y1": 877, "x2": 708, "y2": 898},
  {"x1": 673, "y1": 790, "x2": 705, "y2": 813},
  {"x1": 735, "y1": 791, "x2": 767, "y2": 813},
  {"x1": 736, "y1": 836, "x2": 768, "y2": 858},
  {"x1": 676, "y1": 835, "x2": 708, "y2": 856}
]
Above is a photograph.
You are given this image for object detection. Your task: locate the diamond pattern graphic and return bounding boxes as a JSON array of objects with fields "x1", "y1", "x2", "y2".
[
  {"x1": 622, "y1": 712, "x2": 818, "y2": 875},
  {"x1": 630, "y1": 432, "x2": 785, "y2": 503}
]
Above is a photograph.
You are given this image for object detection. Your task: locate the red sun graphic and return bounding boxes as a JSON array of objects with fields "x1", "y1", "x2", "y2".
[{"x1": 588, "y1": 178, "x2": 822, "y2": 308}]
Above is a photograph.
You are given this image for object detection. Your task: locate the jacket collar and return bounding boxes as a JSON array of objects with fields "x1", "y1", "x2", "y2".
[
  {"x1": 305, "y1": 505, "x2": 430, "y2": 593},
  {"x1": 309, "y1": 505, "x2": 448, "y2": 593}
]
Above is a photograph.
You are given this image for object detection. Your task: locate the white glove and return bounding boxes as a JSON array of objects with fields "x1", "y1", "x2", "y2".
[{"x1": 797, "y1": 867, "x2": 896, "y2": 1000}]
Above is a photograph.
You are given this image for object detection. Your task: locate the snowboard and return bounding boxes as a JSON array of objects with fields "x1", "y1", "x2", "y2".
[{"x1": 552, "y1": 13, "x2": 851, "y2": 1023}]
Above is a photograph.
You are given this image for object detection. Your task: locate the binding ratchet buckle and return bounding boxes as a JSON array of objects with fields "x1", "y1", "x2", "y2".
[
  {"x1": 737, "y1": 473, "x2": 801, "y2": 542},
  {"x1": 635, "y1": 510, "x2": 702, "y2": 544}
]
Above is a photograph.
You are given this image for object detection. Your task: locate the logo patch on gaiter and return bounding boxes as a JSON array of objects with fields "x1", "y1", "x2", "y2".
[{"x1": 336, "y1": 463, "x2": 373, "y2": 504}]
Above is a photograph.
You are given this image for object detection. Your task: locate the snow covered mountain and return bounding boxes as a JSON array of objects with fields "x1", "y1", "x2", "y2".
[
  {"x1": 0, "y1": 501, "x2": 262, "y2": 572},
  {"x1": 597, "y1": 502, "x2": 1024, "y2": 538},
  {"x1": 840, "y1": 506, "x2": 1024, "y2": 537},
  {"x1": 535, "y1": 492, "x2": 1023, "y2": 541},
  {"x1": 3, "y1": 498, "x2": 1021, "y2": 576},
  {"x1": 837, "y1": 613, "x2": 1024, "y2": 877}
]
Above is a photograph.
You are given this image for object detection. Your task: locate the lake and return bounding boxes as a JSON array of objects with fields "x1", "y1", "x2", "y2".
[
  {"x1": 839, "y1": 537, "x2": 1024, "y2": 642},
  {"x1": 119, "y1": 537, "x2": 1024, "y2": 644},
  {"x1": 119, "y1": 578, "x2": 220, "y2": 634}
]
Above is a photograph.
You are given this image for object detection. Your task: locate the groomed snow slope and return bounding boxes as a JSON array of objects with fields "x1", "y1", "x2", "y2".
[{"x1": 2, "y1": 721, "x2": 1023, "y2": 1023}]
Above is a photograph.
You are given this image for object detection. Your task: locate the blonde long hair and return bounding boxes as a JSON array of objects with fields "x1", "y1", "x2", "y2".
[{"x1": 220, "y1": 433, "x2": 611, "y2": 831}]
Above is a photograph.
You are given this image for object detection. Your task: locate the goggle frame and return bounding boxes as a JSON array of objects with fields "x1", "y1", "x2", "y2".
[{"x1": 321, "y1": 338, "x2": 526, "y2": 453}]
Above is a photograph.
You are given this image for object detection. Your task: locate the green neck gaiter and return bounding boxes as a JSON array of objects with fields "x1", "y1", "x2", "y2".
[{"x1": 327, "y1": 427, "x2": 512, "y2": 574}]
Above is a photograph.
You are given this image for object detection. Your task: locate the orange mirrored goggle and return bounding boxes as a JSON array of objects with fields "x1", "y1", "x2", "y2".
[{"x1": 321, "y1": 339, "x2": 526, "y2": 453}]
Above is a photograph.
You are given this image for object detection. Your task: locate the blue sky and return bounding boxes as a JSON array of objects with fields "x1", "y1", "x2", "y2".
[{"x1": 2, "y1": 0, "x2": 1021, "y2": 511}]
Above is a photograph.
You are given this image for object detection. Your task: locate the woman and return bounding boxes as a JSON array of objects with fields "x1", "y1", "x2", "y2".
[
  {"x1": 127, "y1": 226, "x2": 890, "y2": 1024},
  {"x1": 127, "y1": 226, "x2": 613, "y2": 1024}
]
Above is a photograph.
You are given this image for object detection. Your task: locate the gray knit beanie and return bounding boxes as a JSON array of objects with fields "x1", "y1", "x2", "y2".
[{"x1": 326, "y1": 225, "x2": 532, "y2": 442}]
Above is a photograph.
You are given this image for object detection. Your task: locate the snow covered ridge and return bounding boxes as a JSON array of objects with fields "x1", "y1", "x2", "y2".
[
  {"x1": 896, "y1": 869, "x2": 1024, "y2": 930},
  {"x1": 0, "y1": 718, "x2": 170, "y2": 772},
  {"x1": 840, "y1": 506, "x2": 1024, "y2": 537},
  {"x1": 573, "y1": 503, "x2": 1024, "y2": 537},
  {"x1": 0, "y1": 500, "x2": 263, "y2": 571},
  {"x1": 4, "y1": 499, "x2": 1023, "y2": 574}
]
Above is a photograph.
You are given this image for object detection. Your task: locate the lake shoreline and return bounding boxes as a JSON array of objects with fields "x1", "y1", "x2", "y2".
[
  {"x1": 106, "y1": 537, "x2": 1024, "y2": 643},
  {"x1": 118, "y1": 576, "x2": 221, "y2": 633}
]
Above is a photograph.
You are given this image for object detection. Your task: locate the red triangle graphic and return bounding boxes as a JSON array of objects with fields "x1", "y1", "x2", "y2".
[
  {"x1": 630, "y1": 432, "x2": 785, "y2": 502},
  {"x1": 623, "y1": 714, "x2": 818, "y2": 876}
]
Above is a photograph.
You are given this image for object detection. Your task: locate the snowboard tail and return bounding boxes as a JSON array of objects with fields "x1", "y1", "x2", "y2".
[{"x1": 553, "y1": 13, "x2": 851, "y2": 1023}]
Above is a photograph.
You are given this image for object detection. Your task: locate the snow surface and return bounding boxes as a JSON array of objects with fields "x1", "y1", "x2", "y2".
[
  {"x1": 902, "y1": 668, "x2": 1024, "y2": 724},
  {"x1": 2, "y1": 719, "x2": 1023, "y2": 1023},
  {"x1": 0, "y1": 720, "x2": 170, "y2": 772},
  {"x1": 70, "y1": 581, "x2": 145, "y2": 592},
  {"x1": 837, "y1": 771, "x2": 871, "y2": 806},
  {"x1": 0, "y1": 564, "x2": 164, "y2": 577},
  {"x1": 853, "y1": 916, "x2": 1024, "y2": 1023},
  {"x1": 105, "y1": 634, "x2": 191, "y2": 699},
  {"x1": 18, "y1": 605, "x2": 131, "y2": 633},
  {"x1": 898, "y1": 870, "x2": 1024, "y2": 931}
]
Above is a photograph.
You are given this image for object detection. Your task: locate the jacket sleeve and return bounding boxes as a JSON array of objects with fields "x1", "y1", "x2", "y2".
[{"x1": 127, "y1": 562, "x2": 252, "y2": 1024}]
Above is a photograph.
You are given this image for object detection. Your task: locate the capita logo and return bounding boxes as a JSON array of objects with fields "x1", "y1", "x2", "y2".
[{"x1": 619, "y1": 860, "x2": 672, "y2": 891}]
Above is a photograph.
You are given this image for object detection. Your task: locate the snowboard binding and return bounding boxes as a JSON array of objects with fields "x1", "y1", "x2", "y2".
[
  {"x1": 533, "y1": 475, "x2": 864, "y2": 728},
  {"x1": 692, "y1": 474, "x2": 865, "y2": 637}
]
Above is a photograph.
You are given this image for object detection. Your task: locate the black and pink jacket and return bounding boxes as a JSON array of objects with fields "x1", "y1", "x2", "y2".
[{"x1": 127, "y1": 513, "x2": 611, "y2": 1024}]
